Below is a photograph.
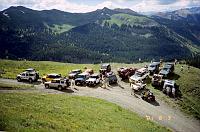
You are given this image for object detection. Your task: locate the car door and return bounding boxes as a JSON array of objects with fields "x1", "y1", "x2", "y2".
[
  {"x1": 50, "y1": 80, "x2": 57, "y2": 87},
  {"x1": 25, "y1": 73, "x2": 29, "y2": 80}
]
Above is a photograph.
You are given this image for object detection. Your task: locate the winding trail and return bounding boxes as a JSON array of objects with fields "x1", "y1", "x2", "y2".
[{"x1": 0, "y1": 78, "x2": 199, "y2": 132}]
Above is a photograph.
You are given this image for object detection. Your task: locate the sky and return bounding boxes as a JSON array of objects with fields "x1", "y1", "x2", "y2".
[{"x1": 0, "y1": 0, "x2": 200, "y2": 13}]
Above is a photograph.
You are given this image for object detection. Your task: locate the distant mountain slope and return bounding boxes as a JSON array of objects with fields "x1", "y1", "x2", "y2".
[
  {"x1": 152, "y1": 7, "x2": 200, "y2": 46},
  {"x1": 0, "y1": 6, "x2": 199, "y2": 63}
]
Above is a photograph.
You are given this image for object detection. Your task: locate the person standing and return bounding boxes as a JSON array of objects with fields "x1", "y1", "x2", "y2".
[{"x1": 71, "y1": 78, "x2": 75, "y2": 89}]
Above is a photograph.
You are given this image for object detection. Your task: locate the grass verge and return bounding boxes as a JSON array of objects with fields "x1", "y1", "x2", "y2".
[{"x1": 0, "y1": 93, "x2": 170, "y2": 131}]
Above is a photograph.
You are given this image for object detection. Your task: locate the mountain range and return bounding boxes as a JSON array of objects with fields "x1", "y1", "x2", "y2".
[{"x1": 0, "y1": 6, "x2": 200, "y2": 63}]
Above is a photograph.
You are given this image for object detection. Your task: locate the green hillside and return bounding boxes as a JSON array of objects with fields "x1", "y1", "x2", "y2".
[
  {"x1": 104, "y1": 13, "x2": 159, "y2": 27},
  {"x1": 1, "y1": 6, "x2": 200, "y2": 63},
  {"x1": 0, "y1": 93, "x2": 169, "y2": 131}
]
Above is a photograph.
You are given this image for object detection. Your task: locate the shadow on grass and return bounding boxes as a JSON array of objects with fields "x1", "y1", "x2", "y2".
[
  {"x1": 21, "y1": 80, "x2": 42, "y2": 85},
  {"x1": 150, "y1": 100, "x2": 160, "y2": 106},
  {"x1": 61, "y1": 88, "x2": 75, "y2": 93},
  {"x1": 168, "y1": 73, "x2": 180, "y2": 80}
]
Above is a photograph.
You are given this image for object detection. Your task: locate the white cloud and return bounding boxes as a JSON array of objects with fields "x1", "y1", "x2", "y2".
[
  {"x1": 131, "y1": 0, "x2": 200, "y2": 12},
  {"x1": 0, "y1": 0, "x2": 200, "y2": 13}
]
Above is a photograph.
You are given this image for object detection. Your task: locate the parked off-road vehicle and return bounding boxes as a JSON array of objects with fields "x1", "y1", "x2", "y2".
[
  {"x1": 151, "y1": 74, "x2": 163, "y2": 87},
  {"x1": 42, "y1": 73, "x2": 61, "y2": 83},
  {"x1": 99, "y1": 63, "x2": 111, "y2": 75},
  {"x1": 163, "y1": 80, "x2": 176, "y2": 97},
  {"x1": 44, "y1": 78, "x2": 70, "y2": 90},
  {"x1": 129, "y1": 68, "x2": 149, "y2": 83},
  {"x1": 16, "y1": 68, "x2": 39, "y2": 83},
  {"x1": 75, "y1": 72, "x2": 90, "y2": 86},
  {"x1": 131, "y1": 81, "x2": 146, "y2": 93},
  {"x1": 68, "y1": 69, "x2": 82, "y2": 79},
  {"x1": 106, "y1": 72, "x2": 118, "y2": 84},
  {"x1": 148, "y1": 62, "x2": 160, "y2": 75},
  {"x1": 117, "y1": 67, "x2": 137, "y2": 80},
  {"x1": 86, "y1": 73, "x2": 100, "y2": 86},
  {"x1": 159, "y1": 63, "x2": 174, "y2": 78}
]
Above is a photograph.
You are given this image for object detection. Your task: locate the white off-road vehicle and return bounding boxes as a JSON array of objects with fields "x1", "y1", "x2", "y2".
[
  {"x1": 86, "y1": 73, "x2": 100, "y2": 86},
  {"x1": 16, "y1": 68, "x2": 39, "y2": 83},
  {"x1": 44, "y1": 78, "x2": 70, "y2": 90},
  {"x1": 129, "y1": 68, "x2": 149, "y2": 83}
]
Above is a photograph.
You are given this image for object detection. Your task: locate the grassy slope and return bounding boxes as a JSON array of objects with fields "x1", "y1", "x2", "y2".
[
  {"x1": 0, "y1": 59, "x2": 199, "y2": 119},
  {"x1": 50, "y1": 24, "x2": 75, "y2": 34},
  {"x1": 103, "y1": 13, "x2": 158, "y2": 27},
  {"x1": 0, "y1": 93, "x2": 169, "y2": 131},
  {"x1": 147, "y1": 64, "x2": 200, "y2": 119},
  {"x1": 0, "y1": 82, "x2": 34, "y2": 90},
  {"x1": 0, "y1": 60, "x2": 100, "y2": 79}
]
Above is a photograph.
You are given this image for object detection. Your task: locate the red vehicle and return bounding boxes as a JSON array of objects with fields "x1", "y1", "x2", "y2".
[{"x1": 117, "y1": 67, "x2": 137, "y2": 80}]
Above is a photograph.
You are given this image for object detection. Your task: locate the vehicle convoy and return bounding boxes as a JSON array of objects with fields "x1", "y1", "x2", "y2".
[
  {"x1": 117, "y1": 67, "x2": 137, "y2": 80},
  {"x1": 141, "y1": 90, "x2": 155, "y2": 102},
  {"x1": 44, "y1": 78, "x2": 70, "y2": 90},
  {"x1": 75, "y1": 72, "x2": 90, "y2": 86},
  {"x1": 129, "y1": 68, "x2": 149, "y2": 83},
  {"x1": 163, "y1": 80, "x2": 176, "y2": 97},
  {"x1": 42, "y1": 73, "x2": 61, "y2": 83},
  {"x1": 86, "y1": 73, "x2": 100, "y2": 86},
  {"x1": 16, "y1": 68, "x2": 39, "y2": 83},
  {"x1": 99, "y1": 63, "x2": 111, "y2": 75},
  {"x1": 152, "y1": 74, "x2": 163, "y2": 87},
  {"x1": 68, "y1": 69, "x2": 82, "y2": 79},
  {"x1": 159, "y1": 63, "x2": 174, "y2": 78},
  {"x1": 148, "y1": 62, "x2": 160, "y2": 75}
]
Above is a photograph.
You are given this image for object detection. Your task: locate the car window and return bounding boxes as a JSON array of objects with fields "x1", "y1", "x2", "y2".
[
  {"x1": 51, "y1": 80, "x2": 57, "y2": 83},
  {"x1": 61, "y1": 81, "x2": 64, "y2": 84},
  {"x1": 22, "y1": 73, "x2": 25, "y2": 76}
]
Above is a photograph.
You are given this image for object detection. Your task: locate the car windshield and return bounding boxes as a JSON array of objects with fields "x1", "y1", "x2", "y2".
[
  {"x1": 163, "y1": 68, "x2": 169, "y2": 71},
  {"x1": 77, "y1": 75, "x2": 85, "y2": 78},
  {"x1": 90, "y1": 76, "x2": 98, "y2": 79},
  {"x1": 149, "y1": 65, "x2": 155, "y2": 68},
  {"x1": 166, "y1": 85, "x2": 173, "y2": 88},
  {"x1": 70, "y1": 71, "x2": 79, "y2": 74},
  {"x1": 135, "y1": 72, "x2": 142, "y2": 77},
  {"x1": 101, "y1": 66, "x2": 107, "y2": 69}
]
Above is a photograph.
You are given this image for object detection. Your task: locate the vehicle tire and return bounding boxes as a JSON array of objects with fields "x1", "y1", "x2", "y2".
[
  {"x1": 17, "y1": 77, "x2": 21, "y2": 82},
  {"x1": 45, "y1": 84, "x2": 49, "y2": 89},
  {"x1": 58, "y1": 85, "x2": 62, "y2": 91},
  {"x1": 29, "y1": 78, "x2": 33, "y2": 83}
]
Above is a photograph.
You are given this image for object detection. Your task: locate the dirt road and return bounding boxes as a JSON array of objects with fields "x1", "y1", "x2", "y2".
[{"x1": 0, "y1": 78, "x2": 199, "y2": 132}]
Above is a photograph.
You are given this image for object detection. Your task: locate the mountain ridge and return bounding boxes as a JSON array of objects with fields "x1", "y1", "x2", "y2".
[{"x1": 0, "y1": 6, "x2": 200, "y2": 63}]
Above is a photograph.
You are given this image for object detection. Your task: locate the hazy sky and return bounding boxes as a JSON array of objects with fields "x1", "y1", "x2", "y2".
[{"x1": 1, "y1": 0, "x2": 200, "y2": 13}]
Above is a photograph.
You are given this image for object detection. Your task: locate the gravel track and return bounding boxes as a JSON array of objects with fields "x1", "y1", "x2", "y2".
[{"x1": 0, "y1": 78, "x2": 199, "y2": 132}]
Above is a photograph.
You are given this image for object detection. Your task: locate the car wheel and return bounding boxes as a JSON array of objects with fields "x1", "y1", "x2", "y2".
[
  {"x1": 29, "y1": 78, "x2": 33, "y2": 83},
  {"x1": 58, "y1": 85, "x2": 62, "y2": 91},
  {"x1": 45, "y1": 84, "x2": 49, "y2": 89},
  {"x1": 17, "y1": 77, "x2": 21, "y2": 82}
]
